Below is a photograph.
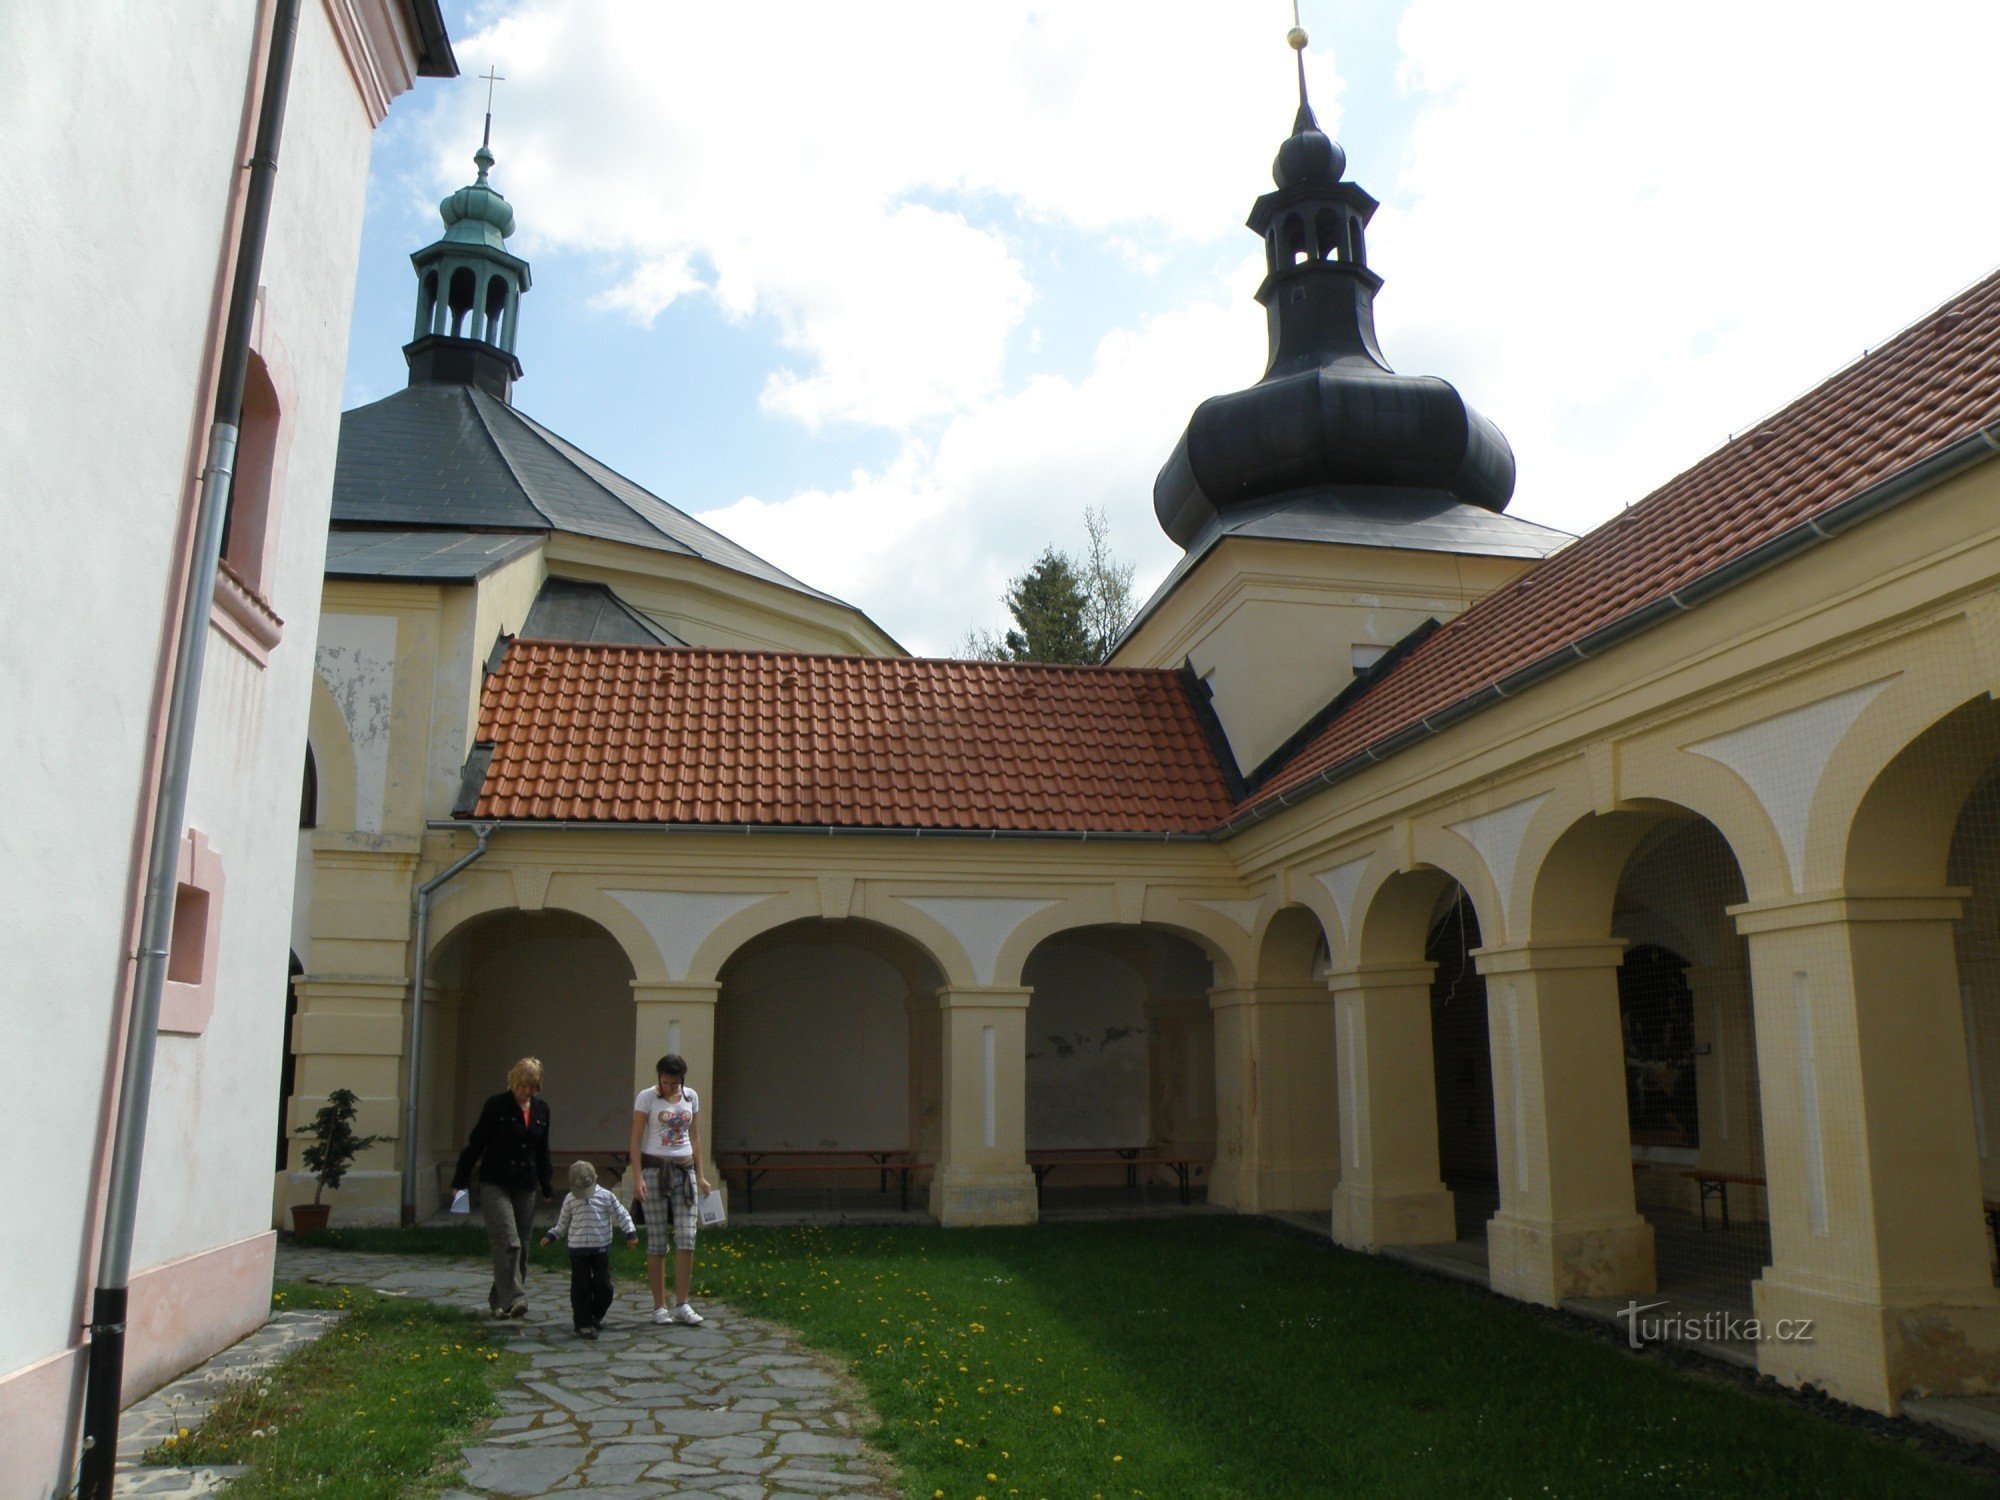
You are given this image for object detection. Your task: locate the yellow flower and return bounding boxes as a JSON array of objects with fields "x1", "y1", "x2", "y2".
[
  {"x1": 1113, "y1": 1455, "x2": 1124, "y2": 1463},
  {"x1": 1051, "y1": 1404, "x2": 1061, "y2": 1415}
]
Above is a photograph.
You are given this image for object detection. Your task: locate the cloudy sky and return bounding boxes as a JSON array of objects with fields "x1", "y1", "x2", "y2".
[{"x1": 343, "y1": 1, "x2": 2000, "y2": 655}]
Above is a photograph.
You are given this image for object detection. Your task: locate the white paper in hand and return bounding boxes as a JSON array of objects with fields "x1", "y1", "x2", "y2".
[
  {"x1": 697, "y1": 1188, "x2": 726, "y2": 1227},
  {"x1": 449, "y1": 1189, "x2": 471, "y2": 1215}
]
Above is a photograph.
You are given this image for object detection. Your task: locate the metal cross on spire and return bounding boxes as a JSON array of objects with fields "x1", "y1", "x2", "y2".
[{"x1": 479, "y1": 65, "x2": 506, "y2": 148}]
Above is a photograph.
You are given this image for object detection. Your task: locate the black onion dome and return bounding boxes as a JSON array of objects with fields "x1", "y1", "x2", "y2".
[
  {"x1": 1274, "y1": 103, "x2": 1344, "y2": 188},
  {"x1": 1153, "y1": 102, "x2": 1516, "y2": 551}
]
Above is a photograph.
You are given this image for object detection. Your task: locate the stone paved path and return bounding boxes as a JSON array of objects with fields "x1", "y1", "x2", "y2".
[
  {"x1": 114, "y1": 1308, "x2": 343, "y2": 1495},
  {"x1": 279, "y1": 1246, "x2": 900, "y2": 1499}
]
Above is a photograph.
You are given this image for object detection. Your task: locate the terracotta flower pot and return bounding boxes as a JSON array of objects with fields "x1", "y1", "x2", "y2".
[{"x1": 291, "y1": 1203, "x2": 332, "y2": 1235}]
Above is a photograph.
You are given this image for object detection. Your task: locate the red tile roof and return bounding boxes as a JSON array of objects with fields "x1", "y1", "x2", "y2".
[
  {"x1": 1245, "y1": 267, "x2": 2000, "y2": 811},
  {"x1": 470, "y1": 643, "x2": 1238, "y2": 833}
]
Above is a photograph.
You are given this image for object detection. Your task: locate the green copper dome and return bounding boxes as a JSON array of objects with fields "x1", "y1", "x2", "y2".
[{"x1": 440, "y1": 144, "x2": 515, "y2": 246}]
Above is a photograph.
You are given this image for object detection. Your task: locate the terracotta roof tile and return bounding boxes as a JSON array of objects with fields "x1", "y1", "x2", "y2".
[
  {"x1": 470, "y1": 645, "x2": 1238, "y2": 833},
  {"x1": 1246, "y1": 268, "x2": 2000, "y2": 810}
]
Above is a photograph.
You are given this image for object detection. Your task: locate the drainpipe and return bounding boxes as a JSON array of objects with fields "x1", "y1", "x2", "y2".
[
  {"x1": 402, "y1": 825, "x2": 494, "y2": 1224},
  {"x1": 75, "y1": 4, "x2": 304, "y2": 1495}
]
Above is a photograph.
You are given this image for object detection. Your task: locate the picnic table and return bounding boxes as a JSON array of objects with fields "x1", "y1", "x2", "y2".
[
  {"x1": 716, "y1": 1148, "x2": 919, "y2": 1215},
  {"x1": 1680, "y1": 1169, "x2": 1765, "y2": 1231},
  {"x1": 1025, "y1": 1146, "x2": 1207, "y2": 1208}
]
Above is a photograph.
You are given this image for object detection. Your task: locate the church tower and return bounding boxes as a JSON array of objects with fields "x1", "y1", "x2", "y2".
[
  {"x1": 403, "y1": 135, "x2": 531, "y2": 401},
  {"x1": 1115, "y1": 24, "x2": 1568, "y2": 777}
]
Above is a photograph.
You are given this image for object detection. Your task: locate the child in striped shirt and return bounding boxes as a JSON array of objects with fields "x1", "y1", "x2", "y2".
[{"x1": 540, "y1": 1160, "x2": 638, "y2": 1338}]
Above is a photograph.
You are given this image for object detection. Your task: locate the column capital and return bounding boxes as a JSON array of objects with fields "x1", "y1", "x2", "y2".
[
  {"x1": 1473, "y1": 939, "x2": 1627, "y2": 976},
  {"x1": 937, "y1": 986, "x2": 1033, "y2": 1010},
  {"x1": 1323, "y1": 962, "x2": 1436, "y2": 996},
  {"x1": 1729, "y1": 888, "x2": 1969, "y2": 936},
  {"x1": 1208, "y1": 983, "x2": 1329, "y2": 1010},
  {"x1": 631, "y1": 980, "x2": 720, "y2": 1005}
]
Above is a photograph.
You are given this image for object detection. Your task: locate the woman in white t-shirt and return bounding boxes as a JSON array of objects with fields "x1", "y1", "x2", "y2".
[{"x1": 628, "y1": 1052, "x2": 713, "y2": 1325}]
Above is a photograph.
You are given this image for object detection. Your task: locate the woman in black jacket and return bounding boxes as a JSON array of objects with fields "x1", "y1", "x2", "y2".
[{"x1": 452, "y1": 1056, "x2": 554, "y2": 1317}]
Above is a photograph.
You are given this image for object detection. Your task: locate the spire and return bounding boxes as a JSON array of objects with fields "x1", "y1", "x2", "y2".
[
  {"x1": 1150, "y1": 13, "x2": 1516, "y2": 550},
  {"x1": 404, "y1": 92, "x2": 533, "y2": 402}
]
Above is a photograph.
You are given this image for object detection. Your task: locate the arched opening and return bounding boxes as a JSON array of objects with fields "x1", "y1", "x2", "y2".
[
  {"x1": 1428, "y1": 884, "x2": 1496, "y2": 1237},
  {"x1": 416, "y1": 268, "x2": 440, "y2": 339},
  {"x1": 447, "y1": 266, "x2": 476, "y2": 337},
  {"x1": 1281, "y1": 212, "x2": 1308, "y2": 267},
  {"x1": 714, "y1": 919, "x2": 945, "y2": 1212},
  {"x1": 1612, "y1": 817, "x2": 1763, "y2": 1311},
  {"x1": 1954, "y1": 755, "x2": 2000, "y2": 1275},
  {"x1": 299, "y1": 746, "x2": 317, "y2": 830},
  {"x1": 1020, "y1": 925, "x2": 1216, "y2": 1210},
  {"x1": 1315, "y1": 207, "x2": 1344, "y2": 264},
  {"x1": 423, "y1": 909, "x2": 639, "y2": 1203},
  {"x1": 483, "y1": 275, "x2": 509, "y2": 346},
  {"x1": 276, "y1": 952, "x2": 302, "y2": 1171}
]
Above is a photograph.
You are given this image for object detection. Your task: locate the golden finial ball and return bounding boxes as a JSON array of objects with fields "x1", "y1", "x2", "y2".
[{"x1": 1287, "y1": 26, "x2": 1309, "y2": 50}]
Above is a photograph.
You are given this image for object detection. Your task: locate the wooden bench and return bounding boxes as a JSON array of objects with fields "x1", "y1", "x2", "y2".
[
  {"x1": 554, "y1": 1147, "x2": 632, "y2": 1187},
  {"x1": 1681, "y1": 1169, "x2": 1765, "y2": 1231},
  {"x1": 717, "y1": 1149, "x2": 919, "y2": 1215},
  {"x1": 1026, "y1": 1147, "x2": 1207, "y2": 1208}
]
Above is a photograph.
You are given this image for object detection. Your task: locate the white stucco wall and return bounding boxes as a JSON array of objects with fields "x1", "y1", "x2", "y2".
[{"x1": 0, "y1": 1, "x2": 422, "y2": 1485}]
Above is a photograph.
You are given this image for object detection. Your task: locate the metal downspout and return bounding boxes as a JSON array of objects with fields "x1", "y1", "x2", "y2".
[
  {"x1": 402, "y1": 827, "x2": 493, "y2": 1224},
  {"x1": 75, "y1": 3, "x2": 305, "y2": 1494}
]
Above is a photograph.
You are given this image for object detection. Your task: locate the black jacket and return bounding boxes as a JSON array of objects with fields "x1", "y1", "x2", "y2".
[{"x1": 452, "y1": 1091, "x2": 553, "y2": 1196}]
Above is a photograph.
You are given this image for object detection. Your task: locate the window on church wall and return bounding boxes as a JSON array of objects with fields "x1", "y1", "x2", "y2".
[
  {"x1": 220, "y1": 352, "x2": 281, "y2": 591},
  {"x1": 301, "y1": 745, "x2": 318, "y2": 829},
  {"x1": 1617, "y1": 944, "x2": 1700, "y2": 1148}
]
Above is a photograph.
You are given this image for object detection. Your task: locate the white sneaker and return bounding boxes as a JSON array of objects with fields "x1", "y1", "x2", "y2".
[
  {"x1": 652, "y1": 1305, "x2": 674, "y2": 1325},
  {"x1": 671, "y1": 1302, "x2": 704, "y2": 1326}
]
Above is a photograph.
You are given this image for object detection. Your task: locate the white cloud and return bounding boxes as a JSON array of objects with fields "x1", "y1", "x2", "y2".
[{"x1": 440, "y1": 0, "x2": 1328, "y2": 432}]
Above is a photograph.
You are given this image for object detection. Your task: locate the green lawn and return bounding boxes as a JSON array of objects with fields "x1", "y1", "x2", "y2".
[
  {"x1": 300, "y1": 1219, "x2": 1997, "y2": 1498},
  {"x1": 148, "y1": 1281, "x2": 522, "y2": 1498}
]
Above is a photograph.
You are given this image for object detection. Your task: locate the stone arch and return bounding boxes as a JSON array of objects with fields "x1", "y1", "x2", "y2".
[
  {"x1": 1617, "y1": 738, "x2": 1793, "y2": 900},
  {"x1": 985, "y1": 888, "x2": 1249, "y2": 992},
  {"x1": 712, "y1": 917, "x2": 949, "y2": 1174},
  {"x1": 1841, "y1": 693, "x2": 2000, "y2": 889},
  {"x1": 1355, "y1": 859, "x2": 1491, "y2": 971},
  {"x1": 1253, "y1": 902, "x2": 1332, "y2": 986},
  {"x1": 689, "y1": 887, "x2": 969, "y2": 990},
  {"x1": 425, "y1": 905, "x2": 641, "y2": 1179},
  {"x1": 425, "y1": 867, "x2": 667, "y2": 985},
  {"x1": 305, "y1": 672, "x2": 357, "y2": 833}
]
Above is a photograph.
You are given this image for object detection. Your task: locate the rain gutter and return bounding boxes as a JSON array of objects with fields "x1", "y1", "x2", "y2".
[
  {"x1": 1212, "y1": 420, "x2": 2000, "y2": 837},
  {"x1": 77, "y1": 4, "x2": 304, "y2": 1494},
  {"x1": 401, "y1": 825, "x2": 493, "y2": 1223},
  {"x1": 427, "y1": 819, "x2": 1214, "y2": 844}
]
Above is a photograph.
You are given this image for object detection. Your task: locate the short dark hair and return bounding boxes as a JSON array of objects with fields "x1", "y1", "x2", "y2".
[{"x1": 656, "y1": 1053, "x2": 687, "y2": 1080}]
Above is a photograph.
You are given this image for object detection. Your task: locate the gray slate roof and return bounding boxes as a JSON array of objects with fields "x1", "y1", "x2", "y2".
[
  {"x1": 323, "y1": 529, "x2": 540, "y2": 581},
  {"x1": 520, "y1": 578, "x2": 684, "y2": 646},
  {"x1": 331, "y1": 382, "x2": 843, "y2": 606},
  {"x1": 1121, "y1": 485, "x2": 1573, "y2": 649}
]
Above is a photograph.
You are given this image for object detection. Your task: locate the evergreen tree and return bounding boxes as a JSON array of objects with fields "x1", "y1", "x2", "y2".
[
  {"x1": 958, "y1": 508, "x2": 1137, "y2": 665},
  {"x1": 1002, "y1": 547, "x2": 1093, "y2": 663}
]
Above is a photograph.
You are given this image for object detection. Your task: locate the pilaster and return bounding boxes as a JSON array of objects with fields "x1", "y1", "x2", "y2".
[
  {"x1": 1474, "y1": 941, "x2": 1655, "y2": 1305},
  {"x1": 1207, "y1": 984, "x2": 1335, "y2": 1212},
  {"x1": 1733, "y1": 890, "x2": 2000, "y2": 1412},
  {"x1": 1326, "y1": 964, "x2": 1457, "y2": 1248},
  {"x1": 930, "y1": 987, "x2": 1036, "y2": 1226}
]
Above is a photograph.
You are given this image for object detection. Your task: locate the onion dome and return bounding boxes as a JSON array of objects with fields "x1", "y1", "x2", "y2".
[
  {"x1": 1153, "y1": 57, "x2": 1516, "y2": 551},
  {"x1": 439, "y1": 144, "x2": 517, "y2": 246}
]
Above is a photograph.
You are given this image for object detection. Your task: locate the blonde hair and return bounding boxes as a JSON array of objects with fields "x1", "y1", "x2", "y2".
[
  {"x1": 567, "y1": 1160, "x2": 598, "y2": 1199},
  {"x1": 507, "y1": 1056, "x2": 544, "y2": 1091}
]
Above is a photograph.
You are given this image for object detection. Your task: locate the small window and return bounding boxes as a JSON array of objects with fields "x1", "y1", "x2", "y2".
[
  {"x1": 301, "y1": 745, "x2": 318, "y2": 829},
  {"x1": 168, "y1": 884, "x2": 211, "y2": 985},
  {"x1": 220, "y1": 353, "x2": 281, "y2": 591},
  {"x1": 159, "y1": 829, "x2": 225, "y2": 1035}
]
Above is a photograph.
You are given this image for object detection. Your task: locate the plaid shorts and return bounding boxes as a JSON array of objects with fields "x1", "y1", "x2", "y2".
[{"x1": 642, "y1": 1161, "x2": 699, "y2": 1253}]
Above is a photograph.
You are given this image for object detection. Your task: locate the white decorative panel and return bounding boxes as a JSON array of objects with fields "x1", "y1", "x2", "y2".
[
  {"x1": 607, "y1": 890, "x2": 768, "y2": 981},
  {"x1": 902, "y1": 896, "x2": 1056, "y2": 986},
  {"x1": 1687, "y1": 679, "x2": 1891, "y2": 889},
  {"x1": 1314, "y1": 857, "x2": 1371, "y2": 947},
  {"x1": 315, "y1": 613, "x2": 397, "y2": 834},
  {"x1": 1446, "y1": 792, "x2": 1549, "y2": 934},
  {"x1": 1191, "y1": 898, "x2": 1262, "y2": 934}
]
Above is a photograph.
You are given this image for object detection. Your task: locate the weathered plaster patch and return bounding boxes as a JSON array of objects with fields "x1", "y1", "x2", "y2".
[
  {"x1": 606, "y1": 890, "x2": 768, "y2": 981},
  {"x1": 315, "y1": 613, "x2": 397, "y2": 834},
  {"x1": 1686, "y1": 678, "x2": 1892, "y2": 889},
  {"x1": 901, "y1": 896, "x2": 1055, "y2": 986},
  {"x1": 1446, "y1": 792, "x2": 1549, "y2": 934}
]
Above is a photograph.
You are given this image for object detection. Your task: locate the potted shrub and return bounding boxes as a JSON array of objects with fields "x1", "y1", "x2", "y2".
[{"x1": 292, "y1": 1087, "x2": 382, "y2": 1235}]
